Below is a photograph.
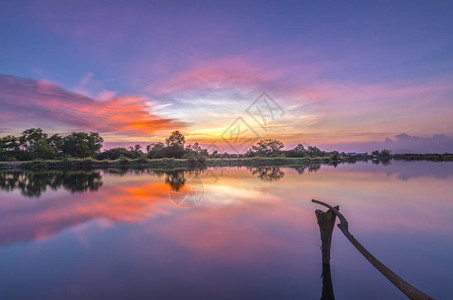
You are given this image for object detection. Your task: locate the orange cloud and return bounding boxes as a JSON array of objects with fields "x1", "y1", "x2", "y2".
[{"x1": 0, "y1": 74, "x2": 184, "y2": 136}]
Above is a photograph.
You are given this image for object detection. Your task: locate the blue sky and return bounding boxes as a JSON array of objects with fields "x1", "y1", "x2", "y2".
[{"x1": 1, "y1": 0, "x2": 453, "y2": 151}]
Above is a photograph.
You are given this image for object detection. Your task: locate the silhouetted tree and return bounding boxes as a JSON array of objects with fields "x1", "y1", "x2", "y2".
[
  {"x1": 96, "y1": 147, "x2": 143, "y2": 160},
  {"x1": 0, "y1": 135, "x2": 22, "y2": 160},
  {"x1": 284, "y1": 143, "x2": 308, "y2": 157},
  {"x1": 307, "y1": 146, "x2": 325, "y2": 157},
  {"x1": 47, "y1": 134, "x2": 64, "y2": 158},
  {"x1": 19, "y1": 128, "x2": 55, "y2": 160},
  {"x1": 62, "y1": 132, "x2": 103, "y2": 158},
  {"x1": 246, "y1": 139, "x2": 284, "y2": 157},
  {"x1": 146, "y1": 142, "x2": 167, "y2": 159},
  {"x1": 165, "y1": 130, "x2": 186, "y2": 158}
]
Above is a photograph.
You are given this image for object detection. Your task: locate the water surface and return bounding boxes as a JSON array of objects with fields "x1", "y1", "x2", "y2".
[{"x1": 0, "y1": 161, "x2": 452, "y2": 299}]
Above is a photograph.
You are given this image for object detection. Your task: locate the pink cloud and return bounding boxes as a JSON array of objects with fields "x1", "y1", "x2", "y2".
[
  {"x1": 0, "y1": 74, "x2": 184, "y2": 136},
  {"x1": 147, "y1": 57, "x2": 281, "y2": 96}
]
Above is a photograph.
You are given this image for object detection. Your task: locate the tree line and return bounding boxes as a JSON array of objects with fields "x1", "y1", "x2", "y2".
[
  {"x1": 0, "y1": 128, "x2": 103, "y2": 161},
  {"x1": 1, "y1": 128, "x2": 337, "y2": 162}
]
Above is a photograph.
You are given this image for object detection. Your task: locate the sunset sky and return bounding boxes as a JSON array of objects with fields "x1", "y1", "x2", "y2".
[{"x1": 1, "y1": 0, "x2": 453, "y2": 152}]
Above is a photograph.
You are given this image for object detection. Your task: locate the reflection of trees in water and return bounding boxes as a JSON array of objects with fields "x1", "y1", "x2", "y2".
[
  {"x1": 249, "y1": 167, "x2": 285, "y2": 182},
  {"x1": 290, "y1": 164, "x2": 322, "y2": 175},
  {"x1": 248, "y1": 164, "x2": 324, "y2": 181},
  {"x1": 159, "y1": 168, "x2": 205, "y2": 192},
  {"x1": 103, "y1": 168, "x2": 156, "y2": 176},
  {"x1": 308, "y1": 164, "x2": 321, "y2": 172},
  {"x1": 0, "y1": 171, "x2": 103, "y2": 197},
  {"x1": 371, "y1": 158, "x2": 391, "y2": 166},
  {"x1": 164, "y1": 170, "x2": 186, "y2": 192}
]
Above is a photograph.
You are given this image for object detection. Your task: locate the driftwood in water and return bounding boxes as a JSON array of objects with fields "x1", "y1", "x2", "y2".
[
  {"x1": 321, "y1": 263, "x2": 335, "y2": 300},
  {"x1": 315, "y1": 205, "x2": 339, "y2": 264},
  {"x1": 315, "y1": 206, "x2": 338, "y2": 300},
  {"x1": 312, "y1": 199, "x2": 434, "y2": 300}
]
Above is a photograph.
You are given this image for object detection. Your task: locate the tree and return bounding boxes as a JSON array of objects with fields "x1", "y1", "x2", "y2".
[
  {"x1": 96, "y1": 147, "x2": 141, "y2": 160},
  {"x1": 62, "y1": 132, "x2": 103, "y2": 158},
  {"x1": 128, "y1": 144, "x2": 144, "y2": 157},
  {"x1": 246, "y1": 139, "x2": 284, "y2": 157},
  {"x1": 372, "y1": 149, "x2": 391, "y2": 158},
  {"x1": 147, "y1": 142, "x2": 166, "y2": 159},
  {"x1": 165, "y1": 130, "x2": 185, "y2": 147},
  {"x1": 191, "y1": 142, "x2": 201, "y2": 153},
  {"x1": 19, "y1": 128, "x2": 54, "y2": 160},
  {"x1": 87, "y1": 133, "x2": 104, "y2": 154},
  {"x1": 307, "y1": 146, "x2": 323, "y2": 157},
  {"x1": 0, "y1": 138, "x2": 6, "y2": 161},
  {"x1": 0, "y1": 129, "x2": 103, "y2": 160},
  {"x1": 0, "y1": 135, "x2": 22, "y2": 160},
  {"x1": 285, "y1": 143, "x2": 307, "y2": 157},
  {"x1": 164, "y1": 130, "x2": 186, "y2": 158},
  {"x1": 331, "y1": 151, "x2": 340, "y2": 161},
  {"x1": 380, "y1": 149, "x2": 391, "y2": 157},
  {"x1": 47, "y1": 134, "x2": 64, "y2": 158},
  {"x1": 183, "y1": 142, "x2": 208, "y2": 164}
]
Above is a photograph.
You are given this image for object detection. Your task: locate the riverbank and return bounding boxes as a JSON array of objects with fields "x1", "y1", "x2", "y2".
[
  {"x1": 1, "y1": 154, "x2": 451, "y2": 171},
  {"x1": 0, "y1": 157, "x2": 346, "y2": 171}
]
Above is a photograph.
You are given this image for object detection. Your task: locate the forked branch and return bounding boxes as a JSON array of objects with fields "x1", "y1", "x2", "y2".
[{"x1": 312, "y1": 199, "x2": 434, "y2": 300}]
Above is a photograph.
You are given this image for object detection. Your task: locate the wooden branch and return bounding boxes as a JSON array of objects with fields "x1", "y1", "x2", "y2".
[
  {"x1": 312, "y1": 199, "x2": 434, "y2": 300},
  {"x1": 315, "y1": 206, "x2": 338, "y2": 300},
  {"x1": 321, "y1": 263, "x2": 335, "y2": 300},
  {"x1": 315, "y1": 205, "x2": 339, "y2": 264}
]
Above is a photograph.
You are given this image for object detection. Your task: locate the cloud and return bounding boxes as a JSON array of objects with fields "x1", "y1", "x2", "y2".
[
  {"x1": 321, "y1": 133, "x2": 453, "y2": 154},
  {"x1": 0, "y1": 74, "x2": 184, "y2": 136},
  {"x1": 141, "y1": 55, "x2": 453, "y2": 148},
  {"x1": 146, "y1": 57, "x2": 280, "y2": 101}
]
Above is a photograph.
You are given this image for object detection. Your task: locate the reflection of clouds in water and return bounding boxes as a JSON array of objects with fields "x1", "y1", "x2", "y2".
[
  {"x1": 332, "y1": 160, "x2": 453, "y2": 180},
  {"x1": 0, "y1": 176, "x2": 172, "y2": 246},
  {"x1": 150, "y1": 197, "x2": 313, "y2": 262},
  {"x1": 0, "y1": 164, "x2": 452, "y2": 299},
  {"x1": 0, "y1": 162, "x2": 452, "y2": 251},
  {"x1": 169, "y1": 175, "x2": 204, "y2": 208}
]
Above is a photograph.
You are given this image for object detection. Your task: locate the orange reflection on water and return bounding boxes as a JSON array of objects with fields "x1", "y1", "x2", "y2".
[
  {"x1": 0, "y1": 162, "x2": 452, "y2": 261},
  {"x1": 0, "y1": 175, "x2": 174, "y2": 245},
  {"x1": 147, "y1": 168, "x2": 319, "y2": 261}
]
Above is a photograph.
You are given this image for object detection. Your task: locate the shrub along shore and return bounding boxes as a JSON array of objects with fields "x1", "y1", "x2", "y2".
[{"x1": 1, "y1": 128, "x2": 451, "y2": 171}]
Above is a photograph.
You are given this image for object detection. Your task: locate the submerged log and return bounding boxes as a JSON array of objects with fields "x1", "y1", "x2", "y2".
[
  {"x1": 315, "y1": 205, "x2": 339, "y2": 264},
  {"x1": 312, "y1": 199, "x2": 434, "y2": 300},
  {"x1": 315, "y1": 206, "x2": 338, "y2": 300},
  {"x1": 321, "y1": 263, "x2": 335, "y2": 300}
]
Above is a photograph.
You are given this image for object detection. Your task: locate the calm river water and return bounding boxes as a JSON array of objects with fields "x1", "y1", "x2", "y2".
[{"x1": 0, "y1": 161, "x2": 452, "y2": 299}]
